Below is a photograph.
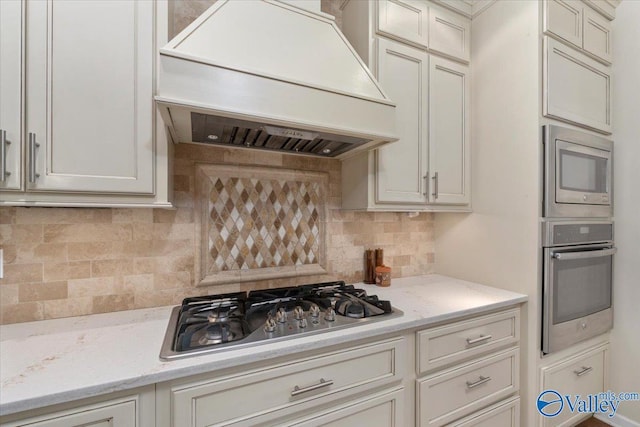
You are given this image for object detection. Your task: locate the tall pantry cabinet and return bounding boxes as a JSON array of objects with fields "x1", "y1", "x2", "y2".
[
  {"x1": 340, "y1": 0, "x2": 471, "y2": 211},
  {"x1": 0, "y1": 0, "x2": 171, "y2": 207}
]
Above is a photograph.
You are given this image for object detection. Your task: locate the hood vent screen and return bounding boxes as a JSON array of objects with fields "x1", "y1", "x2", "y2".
[{"x1": 191, "y1": 113, "x2": 367, "y2": 158}]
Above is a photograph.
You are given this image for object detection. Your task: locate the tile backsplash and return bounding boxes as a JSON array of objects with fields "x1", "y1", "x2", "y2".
[{"x1": 0, "y1": 1, "x2": 435, "y2": 324}]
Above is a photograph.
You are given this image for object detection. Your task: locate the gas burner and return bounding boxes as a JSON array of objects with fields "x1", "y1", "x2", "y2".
[
  {"x1": 161, "y1": 281, "x2": 402, "y2": 360},
  {"x1": 198, "y1": 323, "x2": 235, "y2": 345}
]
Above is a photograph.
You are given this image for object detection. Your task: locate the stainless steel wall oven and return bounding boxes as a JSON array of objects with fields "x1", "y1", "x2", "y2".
[{"x1": 542, "y1": 220, "x2": 615, "y2": 354}]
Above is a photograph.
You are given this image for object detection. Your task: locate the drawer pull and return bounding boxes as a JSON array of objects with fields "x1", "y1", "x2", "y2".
[
  {"x1": 574, "y1": 366, "x2": 593, "y2": 377},
  {"x1": 466, "y1": 375, "x2": 491, "y2": 389},
  {"x1": 466, "y1": 334, "x2": 492, "y2": 345},
  {"x1": 291, "y1": 378, "x2": 334, "y2": 397}
]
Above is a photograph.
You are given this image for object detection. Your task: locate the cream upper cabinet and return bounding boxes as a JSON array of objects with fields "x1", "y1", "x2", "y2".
[
  {"x1": 0, "y1": 0, "x2": 23, "y2": 191},
  {"x1": 340, "y1": 0, "x2": 471, "y2": 212},
  {"x1": 376, "y1": 0, "x2": 430, "y2": 48},
  {"x1": 543, "y1": 37, "x2": 611, "y2": 134},
  {"x1": 428, "y1": 56, "x2": 470, "y2": 205},
  {"x1": 544, "y1": 0, "x2": 612, "y2": 64},
  {"x1": 0, "y1": 0, "x2": 172, "y2": 207},
  {"x1": 376, "y1": 38, "x2": 429, "y2": 205}
]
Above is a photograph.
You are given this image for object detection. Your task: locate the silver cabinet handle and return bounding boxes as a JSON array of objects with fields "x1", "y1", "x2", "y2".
[
  {"x1": 28, "y1": 132, "x2": 40, "y2": 183},
  {"x1": 431, "y1": 172, "x2": 439, "y2": 199},
  {"x1": 466, "y1": 334, "x2": 492, "y2": 345},
  {"x1": 423, "y1": 174, "x2": 428, "y2": 196},
  {"x1": 466, "y1": 375, "x2": 491, "y2": 389},
  {"x1": 574, "y1": 366, "x2": 593, "y2": 377},
  {"x1": 552, "y1": 248, "x2": 617, "y2": 261},
  {"x1": 291, "y1": 378, "x2": 333, "y2": 397},
  {"x1": 0, "y1": 129, "x2": 10, "y2": 182}
]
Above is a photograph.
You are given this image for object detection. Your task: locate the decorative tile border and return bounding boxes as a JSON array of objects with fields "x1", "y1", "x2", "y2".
[{"x1": 195, "y1": 164, "x2": 328, "y2": 286}]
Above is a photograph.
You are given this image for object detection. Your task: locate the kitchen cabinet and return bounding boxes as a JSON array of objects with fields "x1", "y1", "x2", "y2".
[
  {"x1": 156, "y1": 337, "x2": 407, "y2": 427},
  {"x1": 341, "y1": 0, "x2": 471, "y2": 211},
  {"x1": 543, "y1": 36, "x2": 611, "y2": 134},
  {"x1": 0, "y1": 386, "x2": 155, "y2": 427},
  {"x1": 416, "y1": 308, "x2": 521, "y2": 427},
  {"x1": 539, "y1": 343, "x2": 609, "y2": 427},
  {"x1": 0, "y1": 0, "x2": 172, "y2": 207},
  {"x1": 544, "y1": 0, "x2": 612, "y2": 64}
]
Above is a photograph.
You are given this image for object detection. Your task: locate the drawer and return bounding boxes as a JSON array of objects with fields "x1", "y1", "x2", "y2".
[
  {"x1": 169, "y1": 337, "x2": 406, "y2": 427},
  {"x1": 540, "y1": 344, "x2": 608, "y2": 427},
  {"x1": 446, "y1": 396, "x2": 520, "y2": 427},
  {"x1": 418, "y1": 348, "x2": 519, "y2": 427},
  {"x1": 376, "y1": 0, "x2": 429, "y2": 48},
  {"x1": 417, "y1": 309, "x2": 520, "y2": 374}
]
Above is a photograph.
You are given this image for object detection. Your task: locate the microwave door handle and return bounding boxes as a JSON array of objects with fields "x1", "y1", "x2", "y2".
[{"x1": 552, "y1": 248, "x2": 617, "y2": 260}]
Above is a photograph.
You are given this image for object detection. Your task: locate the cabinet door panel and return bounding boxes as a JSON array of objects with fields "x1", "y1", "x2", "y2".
[
  {"x1": 377, "y1": 0, "x2": 429, "y2": 48},
  {"x1": 375, "y1": 38, "x2": 428, "y2": 205},
  {"x1": 544, "y1": 0, "x2": 583, "y2": 48},
  {"x1": 0, "y1": 0, "x2": 23, "y2": 190},
  {"x1": 583, "y1": 7, "x2": 612, "y2": 64},
  {"x1": 429, "y1": 6, "x2": 470, "y2": 63},
  {"x1": 428, "y1": 56, "x2": 470, "y2": 205},
  {"x1": 544, "y1": 37, "x2": 611, "y2": 134},
  {"x1": 2, "y1": 401, "x2": 135, "y2": 427},
  {"x1": 25, "y1": 0, "x2": 154, "y2": 194}
]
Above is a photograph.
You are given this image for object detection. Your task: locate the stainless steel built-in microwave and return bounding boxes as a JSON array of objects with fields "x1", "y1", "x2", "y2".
[{"x1": 543, "y1": 125, "x2": 613, "y2": 218}]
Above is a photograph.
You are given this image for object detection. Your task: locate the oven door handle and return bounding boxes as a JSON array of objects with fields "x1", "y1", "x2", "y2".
[{"x1": 552, "y1": 247, "x2": 617, "y2": 260}]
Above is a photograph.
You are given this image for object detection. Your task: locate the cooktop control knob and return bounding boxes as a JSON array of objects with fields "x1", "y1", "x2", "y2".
[
  {"x1": 276, "y1": 307, "x2": 287, "y2": 323},
  {"x1": 309, "y1": 304, "x2": 320, "y2": 318},
  {"x1": 325, "y1": 307, "x2": 336, "y2": 322},
  {"x1": 264, "y1": 315, "x2": 277, "y2": 333},
  {"x1": 293, "y1": 305, "x2": 304, "y2": 320},
  {"x1": 298, "y1": 318, "x2": 308, "y2": 328}
]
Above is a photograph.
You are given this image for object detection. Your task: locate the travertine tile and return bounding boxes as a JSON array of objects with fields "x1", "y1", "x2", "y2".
[
  {"x1": 173, "y1": 175, "x2": 191, "y2": 192},
  {"x1": 0, "y1": 224, "x2": 43, "y2": 244},
  {"x1": 43, "y1": 261, "x2": 91, "y2": 282},
  {"x1": 14, "y1": 243, "x2": 68, "y2": 264},
  {"x1": 92, "y1": 294, "x2": 135, "y2": 314},
  {"x1": 0, "y1": 207, "x2": 16, "y2": 224},
  {"x1": 153, "y1": 272, "x2": 191, "y2": 290},
  {"x1": 68, "y1": 277, "x2": 116, "y2": 298},
  {"x1": 16, "y1": 208, "x2": 112, "y2": 224},
  {"x1": 120, "y1": 274, "x2": 155, "y2": 294},
  {"x1": 1, "y1": 263, "x2": 43, "y2": 284},
  {"x1": 91, "y1": 259, "x2": 134, "y2": 278},
  {"x1": 112, "y1": 208, "x2": 153, "y2": 223},
  {"x1": 19, "y1": 281, "x2": 68, "y2": 302},
  {"x1": 153, "y1": 207, "x2": 194, "y2": 224},
  {"x1": 0, "y1": 284, "x2": 19, "y2": 306},
  {"x1": 67, "y1": 242, "x2": 113, "y2": 261},
  {"x1": 44, "y1": 224, "x2": 132, "y2": 243},
  {"x1": 1, "y1": 302, "x2": 44, "y2": 324},
  {"x1": 43, "y1": 297, "x2": 92, "y2": 319}
]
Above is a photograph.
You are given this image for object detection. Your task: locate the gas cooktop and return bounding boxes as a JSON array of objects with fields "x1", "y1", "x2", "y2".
[{"x1": 159, "y1": 281, "x2": 402, "y2": 360}]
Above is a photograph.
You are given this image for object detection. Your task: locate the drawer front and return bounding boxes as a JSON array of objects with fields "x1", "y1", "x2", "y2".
[
  {"x1": 541, "y1": 344, "x2": 608, "y2": 427},
  {"x1": 170, "y1": 338, "x2": 406, "y2": 427},
  {"x1": 2, "y1": 400, "x2": 137, "y2": 427},
  {"x1": 284, "y1": 387, "x2": 405, "y2": 427},
  {"x1": 446, "y1": 397, "x2": 520, "y2": 427},
  {"x1": 428, "y1": 6, "x2": 470, "y2": 63},
  {"x1": 544, "y1": 0, "x2": 583, "y2": 48},
  {"x1": 418, "y1": 348, "x2": 519, "y2": 427},
  {"x1": 417, "y1": 309, "x2": 520, "y2": 374},
  {"x1": 376, "y1": 0, "x2": 429, "y2": 48},
  {"x1": 582, "y1": 6, "x2": 612, "y2": 64}
]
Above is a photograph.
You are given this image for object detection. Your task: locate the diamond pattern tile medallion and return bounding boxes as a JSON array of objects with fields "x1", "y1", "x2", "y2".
[{"x1": 196, "y1": 164, "x2": 328, "y2": 286}]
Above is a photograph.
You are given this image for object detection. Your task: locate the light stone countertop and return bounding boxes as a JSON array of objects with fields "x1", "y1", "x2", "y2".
[{"x1": 0, "y1": 274, "x2": 527, "y2": 417}]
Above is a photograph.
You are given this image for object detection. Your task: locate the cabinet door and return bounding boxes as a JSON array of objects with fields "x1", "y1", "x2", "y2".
[
  {"x1": 428, "y1": 56, "x2": 470, "y2": 205},
  {"x1": 375, "y1": 38, "x2": 428, "y2": 205},
  {"x1": 544, "y1": 0, "x2": 583, "y2": 48},
  {"x1": 25, "y1": 0, "x2": 155, "y2": 194},
  {"x1": 2, "y1": 401, "x2": 136, "y2": 427},
  {"x1": 0, "y1": 0, "x2": 23, "y2": 190},
  {"x1": 285, "y1": 388, "x2": 405, "y2": 427},
  {"x1": 583, "y1": 7, "x2": 612, "y2": 64},
  {"x1": 376, "y1": 0, "x2": 429, "y2": 48},
  {"x1": 543, "y1": 37, "x2": 611, "y2": 134},
  {"x1": 429, "y1": 6, "x2": 470, "y2": 63}
]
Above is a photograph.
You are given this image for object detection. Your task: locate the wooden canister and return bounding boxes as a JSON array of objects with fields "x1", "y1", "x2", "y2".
[{"x1": 375, "y1": 265, "x2": 391, "y2": 287}]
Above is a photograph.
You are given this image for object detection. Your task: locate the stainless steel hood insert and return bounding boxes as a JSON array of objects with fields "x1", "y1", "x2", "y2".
[{"x1": 156, "y1": 0, "x2": 397, "y2": 159}]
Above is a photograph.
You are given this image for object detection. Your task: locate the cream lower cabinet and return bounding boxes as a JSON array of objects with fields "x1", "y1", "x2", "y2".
[
  {"x1": 156, "y1": 337, "x2": 407, "y2": 427},
  {"x1": 0, "y1": 0, "x2": 171, "y2": 207},
  {"x1": 539, "y1": 343, "x2": 609, "y2": 427},
  {"x1": 0, "y1": 386, "x2": 155, "y2": 427},
  {"x1": 340, "y1": 0, "x2": 471, "y2": 212},
  {"x1": 416, "y1": 308, "x2": 521, "y2": 427}
]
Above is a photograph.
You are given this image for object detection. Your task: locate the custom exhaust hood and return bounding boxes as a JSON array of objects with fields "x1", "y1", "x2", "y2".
[{"x1": 156, "y1": 0, "x2": 397, "y2": 159}]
